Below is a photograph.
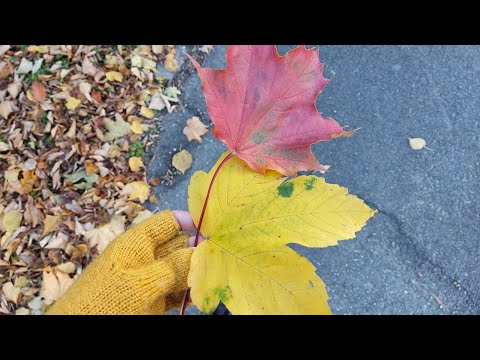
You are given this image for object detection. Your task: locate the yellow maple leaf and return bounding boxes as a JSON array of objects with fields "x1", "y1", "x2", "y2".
[
  {"x1": 140, "y1": 106, "x2": 155, "y2": 119},
  {"x1": 85, "y1": 162, "x2": 98, "y2": 176},
  {"x1": 130, "y1": 119, "x2": 143, "y2": 134},
  {"x1": 172, "y1": 150, "x2": 192, "y2": 174},
  {"x1": 124, "y1": 181, "x2": 150, "y2": 203},
  {"x1": 106, "y1": 71, "x2": 123, "y2": 82},
  {"x1": 43, "y1": 215, "x2": 63, "y2": 235},
  {"x1": 187, "y1": 152, "x2": 376, "y2": 314},
  {"x1": 27, "y1": 45, "x2": 49, "y2": 54},
  {"x1": 20, "y1": 170, "x2": 37, "y2": 193},
  {"x1": 128, "y1": 157, "x2": 144, "y2": 172},
  {"x1": 2, "y1": 208, "x2": 22, "y2": 234},
  {"x1": 65, "y1": 97, "x2": 81, "y2": 110}
]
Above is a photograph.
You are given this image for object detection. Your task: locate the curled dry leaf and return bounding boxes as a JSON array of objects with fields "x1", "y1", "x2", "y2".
[
  {"x1": 43, "y1": 215, "x2": 63, "y2": 235},
  {"x1": 409, "y1": 137, "x2": 427, "y2": 150},
  {"x1": 0, "y1": 45, "x2": 10, "y2": 55},
  {"x1": 106, "y1": 71, "x2": 123, "y2": 82},
  {"x1": 164, "y1": 52, "x2": 178, "y2": 73},
  {"x1": 132, "y1": 210, "x2": 153, "y2": 225},
  {"x1": 85, "y1": 215, "x2": 125, "y2": 253},
  {"x1": 0, "y1": 100, "x2": 13, "y2": 119},
  {"x1": 17, "y1": 58, "x2": 33, "y2": 74},
  {"x1": 31, "y1": 82, "x2": 47, "y2": 102},
  {"x1": 2, "y1": 282, "x2": 21, "y2": 304},
  {"x1": 130, "y1": 119, "x2": 143, "y2": 134},
  {"x1": 123, "y1": 181, "x2": 151, "y2": 203},
  {"x1": 128, "y1": 157, "x2": 144, "y2": 172},
  {"x1": 183, "y1": 116, "x2": 208, "y2": 143},
  {"x1": 56, "y1": 262, "x2": 76, "y2": 274},
  {"x1": 200, "y1": 45, "x2": 214, "y2": 54},
  {"x1": 140, "y1": 106, "x2": 155, "y2": 119},
  {"x1": 7, "y1": 82, "x2": 22, "y2": 99},
  {"x1": 152, "y1": 45, "x2": 164, "y2": 54},
  {"x1": 0, "y1": 61, "x2": 14, "y2": 79},
  {"x1": 65, "y1": 97, "x2": 81, "y2": 110},
  {"x1": 40, "y1": 267, "x2": 75, "y2": 305},
  {"x1": 172, "y1": 150, "x2": 193, "y2": 174}
]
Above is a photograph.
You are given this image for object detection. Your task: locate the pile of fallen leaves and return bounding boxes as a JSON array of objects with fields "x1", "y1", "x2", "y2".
[{"x1": 0, "y1": 45, "x2": 187, "y2": 315}]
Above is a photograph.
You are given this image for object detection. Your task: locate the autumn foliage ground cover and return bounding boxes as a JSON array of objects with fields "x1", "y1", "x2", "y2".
[{"x1": 0, "y1": 45, "x2": 215, "y2": 315}]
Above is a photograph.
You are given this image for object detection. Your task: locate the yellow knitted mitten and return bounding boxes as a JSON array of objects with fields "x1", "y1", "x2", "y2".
[{"x1": 47, "y1": 211, "x2": 192, "y2": 315}]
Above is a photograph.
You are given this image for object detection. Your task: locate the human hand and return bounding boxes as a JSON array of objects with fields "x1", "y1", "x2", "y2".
[{"x1": 47, "y1": 210, "x2": 202, "y2": 315}]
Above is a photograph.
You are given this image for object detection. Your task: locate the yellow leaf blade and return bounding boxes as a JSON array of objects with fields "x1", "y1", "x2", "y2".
[
  {"x1": 128, "y1": 156, "x2": 144, "y2": 172},
  {"x1": 106, "y1": 71, "x2": 123, "y2": 82},
  {"x1": 172, "y1": 150, "x2": 192, "y2": 174},
  {"x1": 65, "y1": 97, "x2": 81, "y2": 110},
  {"x1": 189, "y1": 239, "x2": 331, "y2": 315},
  {"x1": 189, "y1": 152, "x2": 376, "y2": 249},
  {"x1": 124, "y1": 181, "x2": 150, "y2": 203}
]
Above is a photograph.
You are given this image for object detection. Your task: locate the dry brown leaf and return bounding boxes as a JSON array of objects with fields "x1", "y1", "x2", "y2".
[
  {"x1": 123, "y1": 201, "x2": 144, "y2": 221},
  {"x1": 82, "y1": 57, "x2": 97, "y2": 77},
  {"x1": 40, "y1": 267, "x2": 75, "y2": 305},
  {"x1": 149, "y1": 177, "x2": 161, "y2": 186},
  {"x1": 183, "y1": 116, "x2": 209, "y2": 143},
  {"x1": 200, "y1": 45, "x2": 214, "y2": 54},
  {"x1": 164, "y1": 52, "x2": 178, "y2": 73},
  {"x1": 148, "y1": 92, "x2": 166, "y2": 111},
  {"x1": 7, "y1": 82, "x2": 22, "y2": 99},
  {"x1": 172, "y1": 150, "x2": 193, "y2": 174},
  {"x1": 85, "y1": 215, "x2": 125, "y2": 253},
  {"x1": 85, "y1": 161, "x2": 98, "y2": 176},
  {"x1": 15, "y1": 307, "x2": 30, "y2": 315},
  {"x1": 65, "y1": 119, "x2": 76, "y2": 138},
  {"x1": 79, "y1": 82, "x2": 92, "y2": 102},
  {"x1": 0, "y1": 61, "x2": 14, "y2": 79},
  {"x1": 409, "y1": 137, "x2": 427, "y2": 150},
  {"x1": 56, "y1": 262, "x2": 76, "y2": 274},
  {"x1": 152, "y1": 45, "x2": 164, "y2": 54},
  {"x1": 2, "y1": 282, "x2": 21, "y2": 304},
  {"x1": 149, "y1": 194, "x2": 159, "y2": 204},
  {"x1": 0, "y1": 100, "x2": 13, "y2": 119},
  {"x1": 43, "y1": 215, "x2": 63, "y2": 235},
  {"x1": 91, "y1": 89, "x2": 102, "y2": 103},
  {"x1": 31, "y1": 82, "x2": 47, "y2": 102},
  {"x1": 0, "y1": 45, "x2": 10, "y2": 55}
]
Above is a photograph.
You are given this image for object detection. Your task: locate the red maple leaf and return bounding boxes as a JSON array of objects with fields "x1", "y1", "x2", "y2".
[{"x1": 188, "y1": 45, "x2": 351, "y2": 176}]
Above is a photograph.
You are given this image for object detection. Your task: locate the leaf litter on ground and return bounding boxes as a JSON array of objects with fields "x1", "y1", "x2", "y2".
[{"x1": 0, "y1": 44, "x2": 196, "y2": 315}]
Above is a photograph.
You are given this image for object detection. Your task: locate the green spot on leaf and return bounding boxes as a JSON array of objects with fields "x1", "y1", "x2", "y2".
[
  {"x1": 304, "y1": 177, "x2": 317, "y2": 190},
  {"x1": 277, "y1": 182, "x2": 294, "y2": 198},
  {"x1": 216, "y1": 286, "x2": 232, "y2": 303}
]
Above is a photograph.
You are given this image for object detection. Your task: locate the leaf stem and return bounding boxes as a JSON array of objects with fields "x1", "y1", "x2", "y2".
[{"x1": 179, "y1": 151, "x2": 235, "y2": 315}]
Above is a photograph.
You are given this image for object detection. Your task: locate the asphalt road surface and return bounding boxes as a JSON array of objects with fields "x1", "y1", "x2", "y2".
[{"x1": 147, "y1": 45, "x2": 480, "y2": 315}]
